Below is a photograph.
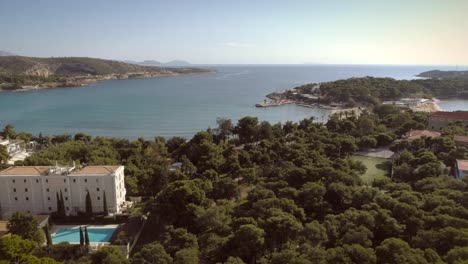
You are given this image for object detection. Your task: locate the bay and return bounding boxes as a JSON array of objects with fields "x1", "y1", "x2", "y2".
[{"x1": 0, "y1": 65, "x2": 467, "y2": 138}]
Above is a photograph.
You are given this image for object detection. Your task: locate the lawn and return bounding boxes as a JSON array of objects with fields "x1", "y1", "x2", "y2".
[{"x1": 350, "y1": 155, "x2": 391, "y2": 184}]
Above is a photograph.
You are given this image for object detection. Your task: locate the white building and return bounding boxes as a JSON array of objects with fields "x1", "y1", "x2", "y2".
[
  {"x1": 0, "y1": 165, "x2": 126, "y2": 218},
  {"x1": 0, "y1": 138, "x2": 25, "y2": 155}
]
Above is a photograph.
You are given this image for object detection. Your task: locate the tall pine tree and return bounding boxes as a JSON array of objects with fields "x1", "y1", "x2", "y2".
[{"x1": 59, "y1": 190, "x2": 66, "y2": 217}]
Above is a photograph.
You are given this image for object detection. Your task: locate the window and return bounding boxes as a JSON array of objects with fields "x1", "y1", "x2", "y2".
[
  {"x1": 46, "y1": 179, "x2": 48, "y2": 183},
  {"x1": 14, "y1": 197, "x2": 18, "y2": 201},
  {"x1": 48, "y1": 197, "x2": 50, "y2": 201},
  {"x1": 96, "y1": 179, "x2": 99, "y2": 183},
  {"x1": 97, "y1": 188, "x2": 100, "y2": 191},
  {"x1": 36, "y1": 179, "x2": 39, "y2": 183},
  {"x1": 13, "y1": 188, "x2": 16, "y2": 192},
  {"x1": 25, "y1": 188, "x2": 28, "y2": 192},
  {"x1": 26, "y1": 197, "x2": 29, "y2": 201},
  {"x1": 73, "y1": 179, "x2": 76, "y2": 183},
  {"x1": 24, "y1": 179, "x2": 26, "y2": 183},
  {"x1": 46, "y1": 188, "x2": 50, "y2": 192},
  {"x1": 66, "y1": 207, "x2": 69, "y2": 211},
  {"x1": 97, "y1": 196, "x2": 101, "y2": 200},
  {"x1": 49, "y1": 207, "x2": 52, "y2": 211},
  {"x1": 84, "y1": 179, "x2": 88, "y2": 183},
  {"x1": 65, "y1": 197, "x2": 68, "y2": 201},
  {"x1": 12, "y1": 179, "x2": 15, "y2": 183},
  {"x1": 65, "y1": 188, "x2": 67, "y2": 192}
]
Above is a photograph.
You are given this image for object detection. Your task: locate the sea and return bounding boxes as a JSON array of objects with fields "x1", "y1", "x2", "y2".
[{"x1": 0, "y1": 65, "x2": 467, "y2": 139}]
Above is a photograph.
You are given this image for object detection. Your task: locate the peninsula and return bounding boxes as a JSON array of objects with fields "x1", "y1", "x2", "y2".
[
  {"x1": 417, "y1": 70, "x2": 468, "y2": 79},
  {"x1": 0, "y1": 56, "x2": 214, "y2": 91},
  {"x1": 259, "y1": 76, "x2": 468, "y2": 112}
]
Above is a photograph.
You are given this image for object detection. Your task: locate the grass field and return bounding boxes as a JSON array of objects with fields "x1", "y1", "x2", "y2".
[{"x1": 350, "y1": 155, "x2": 391, "y2": 184}]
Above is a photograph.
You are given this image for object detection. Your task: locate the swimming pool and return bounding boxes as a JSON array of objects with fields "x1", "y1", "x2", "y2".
[{"x1": 52, "y1": 227, "x2": 116, "y2": 244}]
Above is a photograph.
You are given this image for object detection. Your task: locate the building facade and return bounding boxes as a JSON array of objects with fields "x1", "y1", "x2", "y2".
[
  {"x1": 455, "y1": 160, "x2": 468, "y2": 179},
  {"x1": 0, "y1": 165, "x2": 126, "y2": 218},
  {"x1": 428, "y1": 111, "x2": 468, "y2": 131}
]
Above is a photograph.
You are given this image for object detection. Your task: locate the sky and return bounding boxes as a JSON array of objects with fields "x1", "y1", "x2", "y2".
[{"x1": 0, "y1": 0, "x2": 467, "y2": 65}]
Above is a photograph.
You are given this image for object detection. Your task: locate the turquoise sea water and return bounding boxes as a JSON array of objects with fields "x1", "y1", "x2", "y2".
[
  {"x1": 0, "y1": 65, "x2": 467, "y2": 138},
  {"x1": 52, "y1": 227, "x2": 116, "y2": 244}
]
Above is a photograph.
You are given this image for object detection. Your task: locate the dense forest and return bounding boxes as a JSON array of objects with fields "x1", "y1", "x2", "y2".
[
  {"x1": 293, "y1": 77, "x2": 468, "y2": 106},
  {"x1": 1, "y1": 106, "x2": 468, "y2": 263}
]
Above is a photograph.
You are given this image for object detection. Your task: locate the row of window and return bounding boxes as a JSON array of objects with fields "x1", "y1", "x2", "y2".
[
  {"x1": 12, "y1": 178, "x2": 99, "y2": 183},
  {"x1": 13, "y1": 187, "x2": 102, "y2": 193},
  {"x1": 14, "y1": 195, "x2": 102, "y2": 201}
]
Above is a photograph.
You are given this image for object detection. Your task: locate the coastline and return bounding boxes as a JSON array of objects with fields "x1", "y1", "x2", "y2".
[{"x1": 0, "y1": 70, "x2": 216, "y2": 92}]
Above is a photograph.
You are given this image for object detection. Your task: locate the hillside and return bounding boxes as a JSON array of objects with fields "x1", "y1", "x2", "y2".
[
  {"x1": 417, "y1": 70, "x2": 468, "y2": 79},
  {"x1": 0, "y1": 56, "x2": 212, "y2": 90}
]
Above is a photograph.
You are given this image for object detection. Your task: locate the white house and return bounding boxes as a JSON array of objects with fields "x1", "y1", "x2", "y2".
[
  {"x1": 0, "y1": 138, "x2": 25, "y2": 155},
  {"x1": 0, "y1": 165, "x2": 126, "y2": 218}
]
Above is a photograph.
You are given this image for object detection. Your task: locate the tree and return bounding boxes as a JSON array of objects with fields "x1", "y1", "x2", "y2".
[
  {"x1": 132, "y1": 242, "x2": 173, "y2": 264},
  {"x1": 174, "y1": 248, "x2": 198, "y2": 264},
  {"x1": 0, "y1": 145, "x2": 9, "y2": 166},
  {"x1": 227, "y1": 224, "x2": 265, "y2": 264},
  {"x1": 91, "y1": 245, "x2": 129, "y2": 264},
  {"x1": 44, "y1": 225, "x2": 53, "y2": 247},
  {"x1": 376, "y1": 238, "x2": 428, "y2": 264},
  {"x1": 0, "y1": 235, "x2": 37, "y2": 263},
  {"x1": 1, "y1": 124, "x2": 16, "y2": 139},
  {"x1": 7, "y1": 212, "x2": 44, "y2": 244},
  {"x1": 235, "y1": 117, "x2": 259, "y2": 144},
  {"x1": 79, "y1": 226, "x2": 84, "y2": 246},
  {"x1": 85, "y1": 191, "x2": 93, "y2": 216},
  {"x1": 85, "y1": 227, "x2": 90, "y2": 246},
  {"x1": 446, "y1": 247, "x2": 468, "y2": 264},
  {"x1": 103, "y1": 191, "x2": 108, "y2": 215}
]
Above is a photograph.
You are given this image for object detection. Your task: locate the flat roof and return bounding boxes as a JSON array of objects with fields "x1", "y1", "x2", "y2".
[
  {"x1": 454, "y1": 135, "x2": 468, "y2": 143},
  {"x1": 0, "y1": 166, "x2": 49, "y2": 176},
  {"x1": 69, "y1": 166, "x2": 121, "y2": 175},
  {"x1": 430, "y1": 111, "x2": 468, "y2": 120},
  {"x1": 0, "y1": 165, "x2": 122, "y2": 176}
]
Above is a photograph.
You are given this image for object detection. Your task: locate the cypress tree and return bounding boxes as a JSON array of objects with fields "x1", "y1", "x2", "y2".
[
  {"x1": 59, "y1": 190, "x2": 66, "y2": 217},
  {"x1": 55, "y1": 192, "x2": 60, "y2": 215},
  {"x1": 84, "y1": 226, "x2": 90, "y2": 246},
  {"x1": 44, "y1": 224, "x2": 52, "y2": 246},
  {"x1": 79, "y1": 226, "x2": 84, "y2": 246},
  {"x1": 85, "y1": 191, "x2": 93, "y2": 216},
  {"x1": 103, "y1": 191, "x2": 108, "y2": 215}
]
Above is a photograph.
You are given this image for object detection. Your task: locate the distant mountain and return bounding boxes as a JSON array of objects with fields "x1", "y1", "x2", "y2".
[
  {"x1": 0, "y1": 51, "x2": 15, "y2": 56},
  {"x1": 125, "y1": 59, "x2": 192, "y2": 67},
  {"x1": 417, "y1": 70, "x2": 468, "y2": 79}
]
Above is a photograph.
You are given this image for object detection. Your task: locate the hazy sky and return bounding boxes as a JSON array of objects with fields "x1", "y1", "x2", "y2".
[{"x1": 1, "y1": 0, "x2": 467, "y2": 65}]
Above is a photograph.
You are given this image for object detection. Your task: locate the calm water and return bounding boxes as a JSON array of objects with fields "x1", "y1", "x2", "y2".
[{"x1": 1, "y1": 65, "x2": 467, "y2": 138}]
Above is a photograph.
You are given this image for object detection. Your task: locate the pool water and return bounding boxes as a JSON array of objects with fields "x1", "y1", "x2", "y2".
[{"x1": 52, "y1": 227, "x2": 116, "y2": 244}]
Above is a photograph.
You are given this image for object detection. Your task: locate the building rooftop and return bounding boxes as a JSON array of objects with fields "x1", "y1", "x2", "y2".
[
  {"x1": 69, "y1": 166, "x2": 121, "y2": 175},
  {"x1": 457, "y1": 160, "x2": 468, "y2": 171},
  {"x1": 403, "y1": 130, "x2": 441, "y2": 140},
  {"x1": 0, "y1": 165, "x2": 122, "y2": 176},
  {"x1": 430, "y1": 111, "x2": 468, "y2": 120}
]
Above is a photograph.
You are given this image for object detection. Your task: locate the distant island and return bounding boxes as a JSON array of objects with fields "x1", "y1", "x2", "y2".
[
  {"x1": 124, "y1": 59, "x2": 192, "y2": 67},
  {"x1": 0, "y1": 56, "x2": 213, "y2": 91},
  {"x1": 259, "y1": 76, "x2": 468, "y2": 112},
  {"x1": 417, "y1": 70, "x2": 468, "y2": 79}
]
